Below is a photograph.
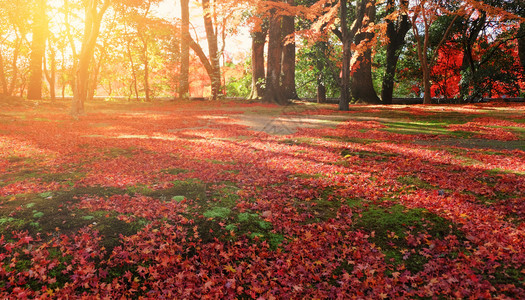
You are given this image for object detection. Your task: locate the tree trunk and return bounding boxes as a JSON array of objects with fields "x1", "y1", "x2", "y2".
[
  {"x1": 202, "y1": 0, "x2": 221, "y2": 100},
  {"x1": 281, "y1": 0, "x2": 298, "y2": 100},
  {"x1": 338, "y1": 0, "x2": 367, "y2": 110},
  {"x1": 126, "y1": 38, "x2": 139, "y2": 100},
  {"x1": 249, "y1": 28, "x2": 267, "y2": 99},
  {"x1": 43, "y1": 42, "x2": 57, "y2": 101},
  {"x1": 517, "y1": 23, "x2": 525, "y2": 86},
  {"x1": 459, "y1": 12, "x2": 485, "y2": 100},
  {"x1": 351, "y1": 0, "x2": 380, "y2": 104},
  {"x1": 8, "y1": 38, "x2": 21, "y2": 96},
  {"x1": 264, "y1": 9, "x2": 286, "y2": 105},
  {"x1": 0, "y1": 50, "x2": 7, "y2": 94},
  {"x1": 144, "y1": 45, "x2": 150, "y2": 101},
  {"x1": 381, "y1": 0, "x2": 410, "y2": 104},
  {"x1": 64, "y1": 0, "x2": 77, "y2": 100},
  {"x1": 179, "y1": 0, "x2": 190, "y2": 99},
  {"x1": 339, "y1": 0, "x2": 351, "y2": 111},
  {"x1": 27, "y1": 0, "x2": 47, "y2": 100},
  {"x1": 71, "y1": 0, "x2": 109, "y2": 116},
  {"x1": 137, "y1": 30, "x2": 151, "y2": 101},
  {"x1": 88, "y1": 46, "x2": 104, "y2": 102},
  {"x1": 411, "y1": 3, "x2": 458, "y2": 105},
  {"x1": 317, "y1": 83, "x2": 326, "y2": 103}
]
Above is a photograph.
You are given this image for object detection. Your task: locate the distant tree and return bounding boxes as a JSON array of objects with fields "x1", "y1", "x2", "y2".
[
  {"x1": 27, "y1": 0, "x2": 48, "y2": 100},
  {"x1": 381, "y1": 0, "x2": 411, "y2": 104},
  {"x1": 179, "y1": 0, "x2": 190, "y2": 99},
  {"x1": 408, "y1": 0, "x2": 460, "y2": 104},
  {"x1": 281, "y1": 0, "x2": 299, "y2": 100},
  {"x1": 334, "y1": 0, "x2": 367, "y2": 110},
  {"x1": 249, "y1": 24, "x2": 267, "y2": 100},
  {"x1": 70, "y1": 0, "x2": 111, "y2": 116},
  {"x1": 1, "y1": 0, "x2": 32, "y2": 97},
  {"x1": 43, "y1": 34, "x2": 57, "y2": 101},
  {"x1": 516, "y1": 2, "x2": 525, "y2": 79}
]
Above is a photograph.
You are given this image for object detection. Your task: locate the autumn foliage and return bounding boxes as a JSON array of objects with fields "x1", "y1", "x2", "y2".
[{"x1": 1, "y1": 99, "x2": 524, "y2": 298}]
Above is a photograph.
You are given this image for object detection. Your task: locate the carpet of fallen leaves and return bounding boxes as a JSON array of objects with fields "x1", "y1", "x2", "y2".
[{"x1": 0, "y1": 99, "x2": 524, "y2": 299}]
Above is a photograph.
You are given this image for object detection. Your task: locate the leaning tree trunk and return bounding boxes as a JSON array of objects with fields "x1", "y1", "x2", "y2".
[
  {"x1": 27, "y1": 0, "x2": 47, "y2": 100},
  {"x1": 281, "y1": 0, "x2": 298, "y2": 100},
  {"x1": 249, "y1": 28, "x2": 267, "y2": 99},
  {"x1": 179, "y1": 0, "x2": 190, "y2": 99},
  {"x1": 202, "y1": 0, "x2": 221, "y2": 100},
  {"x1": 351, "y1": 0, "x2": 380, "y2": 104},
  {"x1": 264, "y1": 9, "x2": 286, "y2": 105}
]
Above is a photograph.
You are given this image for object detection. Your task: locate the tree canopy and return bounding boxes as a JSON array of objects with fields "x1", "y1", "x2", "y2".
[{"x1": 0, "y1": 0, "x2": 523, "y2": 110}]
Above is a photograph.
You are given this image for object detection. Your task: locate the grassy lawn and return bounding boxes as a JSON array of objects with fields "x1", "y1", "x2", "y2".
[{"x1": 0, "y1": 99, "x2": 524, "y2": 298}]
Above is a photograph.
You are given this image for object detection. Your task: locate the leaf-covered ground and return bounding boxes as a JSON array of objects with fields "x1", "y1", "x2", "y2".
[{"x1": 0, "y1": 99, "x2": 524, "y2": 298}]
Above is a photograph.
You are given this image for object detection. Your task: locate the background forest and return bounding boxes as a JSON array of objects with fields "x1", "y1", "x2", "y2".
[{"x1": 0, "y1": 0, "x2": 524, "y2": 113}]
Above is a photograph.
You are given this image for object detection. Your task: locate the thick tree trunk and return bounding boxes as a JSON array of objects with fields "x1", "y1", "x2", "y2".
[
  {"x1": 317, "y1": 83, "x2": 326, "y2": 103},
  {"x1": 27, "y1": 0, "x2": 47, "y2": 100},
  {"x1": 339, "y1": 0, "x2": 351, "y2": 111},
  {"x1": 264, "y1": 10, "x2": 286, "y2": 105},
  {"x1": 422, "y1": 65, "x2": 432, "y2": 104},
  {"x1": 179, "y1": 0, "x2": 190, "y2": 99},
  {"x1": 202, "y1": 0, "x2": 221, "y2": 100},
  {"x1": 517, "y1": 23, "x2": 525, "y2": 81},
  {"x1": 71, "y1": 0, "x2": 109, "y2": 116},
  {"x1": 281, "y1": 0, "x2": 298, "y2": 100},
  {"x1": 381, "y1": 0, "x2": 410, "y2": 104},
  {"x1": 351, "y1": 0, "x2": 380, "y2": 104},
  {"x1": 249, "y1": 28, "x2": 267, "y2": 100}
]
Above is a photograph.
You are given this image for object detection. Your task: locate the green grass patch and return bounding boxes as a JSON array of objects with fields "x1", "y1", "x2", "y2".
[
  {"x1": 0, "y1": 186, "x2": 147, "y2": 251},
  {"x1": 160, "y1": 168, "x2": 189, "y2": 175},
  {"x1": 341, "y1": 149, "x2": 397, "y2": 160},
  {"x1": 396, "y1": 176, "x2": 435, "y2": 190},
  {"x1": 104, "y1": 147, "x2": 138, "y2": 158},
  {"x1": 143, "y1": 179, "x2": 207, "y2": 201},
  {"x1": 203, "y1": 207, "x2": 231, "y2": 219},
  {"x1": 279, "y1": 138, "x2": 314, "y2": 146},
  {"x1": 323, "y1": 136, "x2": 380, "y2": 145},
  {"x1": 381, "y1": 121, "x2": 453, "y2": 136},
  {"x1": 207, "y1": 159, "x2": 237, "y2": 165},
  {"x1": 0, "y1": 167, "x2": 84, "y2": 187},
  {"x1": 354, "y1": 204, "x2": 464, "y2": 273},
  {"x1": 0, "y1": 186, "x2": 126, "y2": 236}
]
